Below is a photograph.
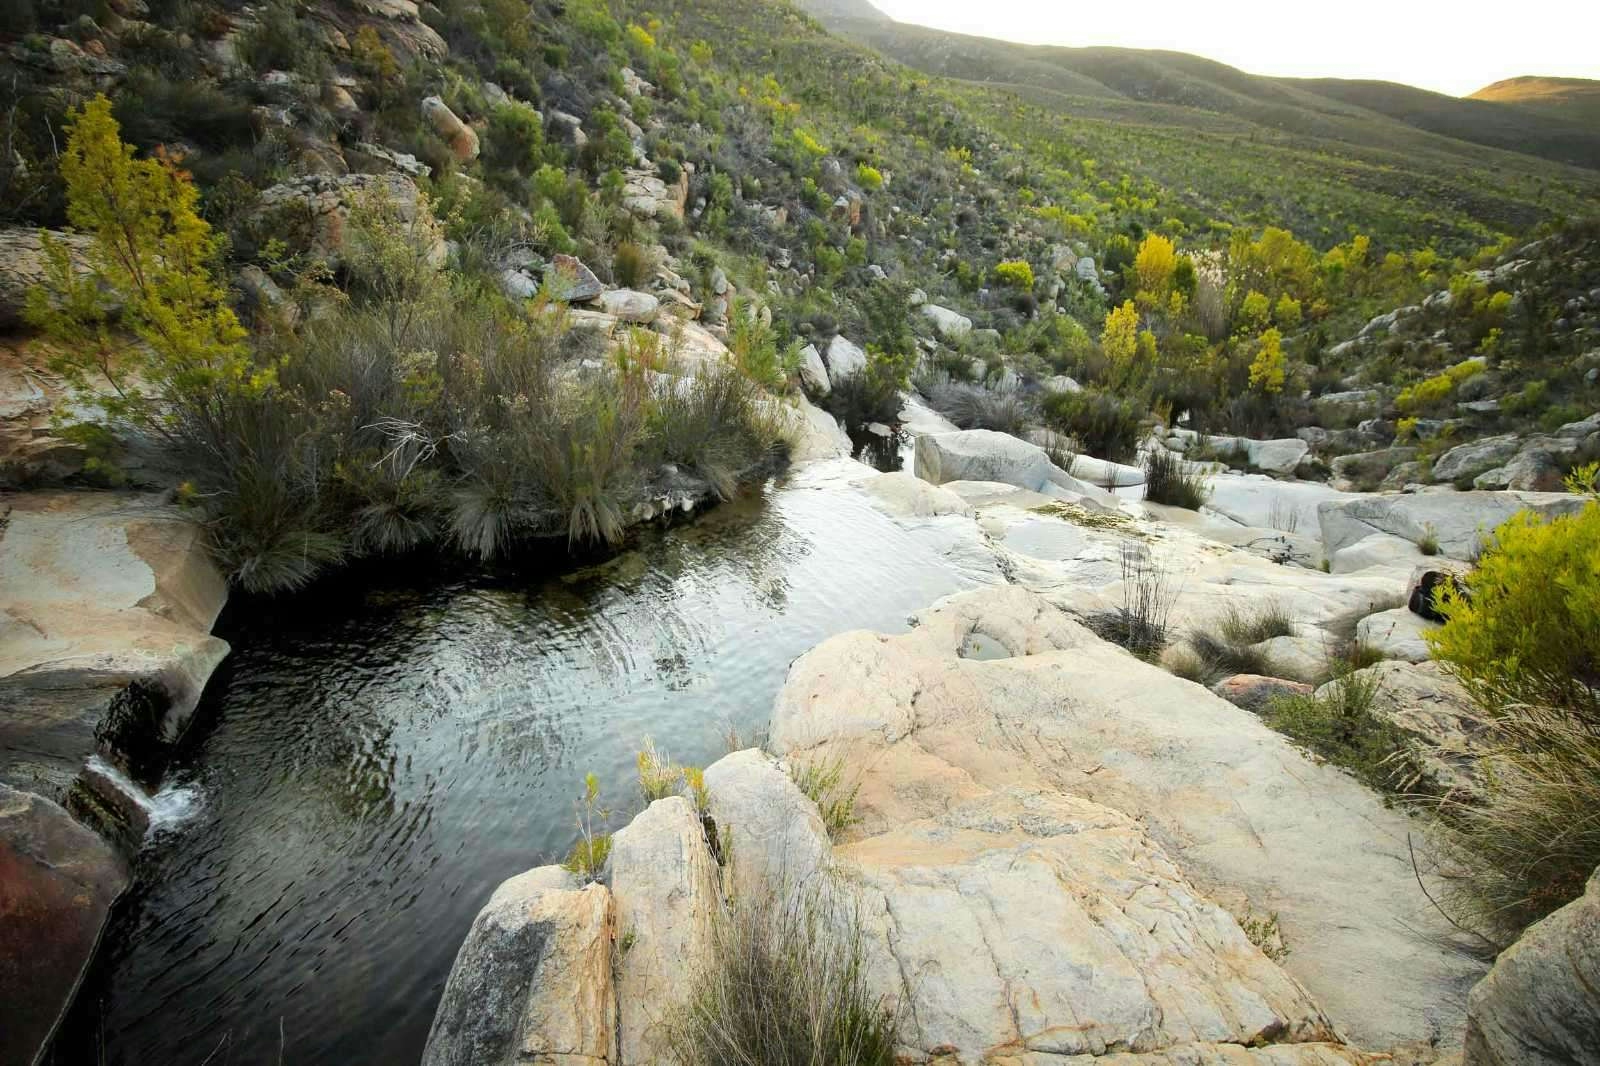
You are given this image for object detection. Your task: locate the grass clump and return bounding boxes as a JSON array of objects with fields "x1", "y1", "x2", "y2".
[
  {"x1": 1264, "y1": 668, "x2": 1428, "y2": 794},
  {"x1": 1142, "y1": 447, "x2": 1211, "y2": 509},
  {"x1": 1417, "y1": 522, "x2": 1440, "y2": 556},
  {"x1": 637, "y1": 738, "x2": 682, "y2": 803},
  {"x1": 790, "y1": 755, "x2": 861, "y2": 838},
  {"x1": 1178, "y1": 599, "x2": 1294, "y2": 686},
  {"x1": 918, "y1": 375, "x2": 1035, "y2": 436},
  {"x1": 1039, "y1": 387, "x2": 1143, "y2": 463},
  {"x1": 563, "y1": 772, "x2": 613, "y2": 882},
  {"x1": 665, "y1": 883, "x2": 902, "y2": 1066},
  {"x1": 1089, "y1": 544, "x2": 1175, "y2": 659}
]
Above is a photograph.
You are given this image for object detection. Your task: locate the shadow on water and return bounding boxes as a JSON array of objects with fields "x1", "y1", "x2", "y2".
[{"x1": 56, "y1": 473, "x2": 977, "y2": 1066}]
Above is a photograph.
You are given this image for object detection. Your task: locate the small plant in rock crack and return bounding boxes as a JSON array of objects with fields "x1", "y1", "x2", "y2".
[
  {"x1": 1142, "y1": 447, "x2": 1211, "y2": 510},
  {"x1": 563, "y1": 771, "x2": 612, "y2": 881},
  {"x1": 1090, "y1": 544, "x2": 1177, "y2": 660},
  {"x1": 1239, "y1": 910, "x2": 1289, "y2": 962},
  {"x1": 790, "y1": 755, "x2": 861, "y2": 837},
  {"x1": 1417, "y1": 523, "x2": 1440, "y2": 556}
]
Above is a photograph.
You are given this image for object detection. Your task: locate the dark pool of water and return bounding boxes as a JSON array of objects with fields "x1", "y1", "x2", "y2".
[{"x1": 59, "y1": 473, "x2": 979, "y2": 1066}]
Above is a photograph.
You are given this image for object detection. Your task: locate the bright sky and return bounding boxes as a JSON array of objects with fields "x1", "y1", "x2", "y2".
[{"x1": 869, "y1": 0, "x2": 1600, "y2": 98}]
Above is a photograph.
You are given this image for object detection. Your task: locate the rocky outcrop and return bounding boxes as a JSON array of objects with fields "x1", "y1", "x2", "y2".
[
  {"x1": 422, "y1": 866, "x2": 616, "y2": 1066},
  {"x1": 1463, "y1": 867, "x2": 1600, "y2": 1066},
  {"x1": 824, "y1": 334, "x2": 867, "y2": 385},
  {"x1": 0, "y1": 492, "x2": 229, "y2": 801},
  {"x1": 255, "y1": 173, "x2": 439, "y2": 268},
  {"x1": 1333, "y1": 661, "x2": 1484, "y2": 794},
  {"x1": 796, "y1": 342, "x2": 829, "y2": 394},
  {"x1": 1356, "y1": 607, "x2": 1438, "y2": 663},
  {"x1": 0, "y1": 227, "x2": 98, "y2": 329},
  {"x1": 620, "y1": 166, "x2": 690, "y2": 221},
  {"x1": 594, "y1": 288, "x2": 659, "y2": 324},
  {"x1": 767, "y1": 586, "x2": 1487, "y2": 1051},
  {"x1": 546, "y1": 254, "x2": 605, "y2": 302},
  {"x1": 1211, "y1": 673, "x2": 1314, "y2": 712},
  {"x1": 1318, "y1": 490, "x2": 1586, "y2": 562},
  {"x1": 1432, "y1": 435, "x2": 1521, "y2": 483},
  {"x1": 0, "y1": 784, "x2": 129, "y2": 1066},
  {"x1": 921, "y1": 302, "x2": 973, "y2": 340}
]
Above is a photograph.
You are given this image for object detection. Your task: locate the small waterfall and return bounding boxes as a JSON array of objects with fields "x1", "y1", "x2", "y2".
[{"x1": 85, "y1": 755, "x2": 202, "y2": 835}]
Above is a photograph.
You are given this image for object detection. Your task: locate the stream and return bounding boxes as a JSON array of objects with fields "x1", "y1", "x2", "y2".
[{"x1": 57, "y1": 466, "x2": 986, "y2": 1065}]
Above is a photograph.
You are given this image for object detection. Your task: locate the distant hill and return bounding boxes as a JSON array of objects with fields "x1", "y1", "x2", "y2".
[
  {"x1": 813, "y1": 14, "x2": 1600, "y2": 172},
  {"x1": 792, "y1": 0, "x2": 888, "y2": 22},
  {"x1": 1471, "y1": 76, "x2": 1600, "y2": 125}
]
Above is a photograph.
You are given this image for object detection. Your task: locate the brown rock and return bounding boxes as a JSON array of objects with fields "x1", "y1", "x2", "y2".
[
  {"x1": 0, "y1": 785, "x2": 129, "y2": 1066},
  {"x1": 1210, "y1": 673, "x2": 1314, "y2": 712},
  {"x1": 421, "y1": 95, "x2": 479, "y2": 162}
]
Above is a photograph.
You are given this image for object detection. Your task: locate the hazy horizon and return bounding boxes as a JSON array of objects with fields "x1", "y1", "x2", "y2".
[{"x1": 868, "y1": 0, "x2": 1600, "y2": 98}]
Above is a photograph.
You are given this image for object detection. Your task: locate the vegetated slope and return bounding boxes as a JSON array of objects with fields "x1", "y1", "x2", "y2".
[
  {"x1": 1470, "y1": 75, "x2": 1600, "y2": 125},
  {"x1": 789, "y1": 0, "x2": 889, "y2": 22},
  {"x1": 818, "y1": 14, "x2": 1600, "y2": 171}
]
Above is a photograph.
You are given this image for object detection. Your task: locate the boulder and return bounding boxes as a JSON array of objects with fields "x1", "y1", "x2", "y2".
[
  {"x1": 914, "y1": 429, "x2": 1110, "y2": 502},
  {"x1": 1432, "y1": 434, "x2": 1520, "y2": 483},
  {"x1": 1464, "y1": 867, "x2": 1600, "y2": 1066},
  {"x1": 0, "y1": 493, "x2": 229, "y2": 801},
  {"x1": 607, "y1": 797, "x2": 719, "y2": 1066},
  {"x1": 1247, "y1": 437, "x2": 1311, "y2": 475},
  {"x1": 0, "y1": 227, "x2": 98, "y2": 329},
  {"x1": 422, "y1": 867, "x2": 616, "y2": 1066},
  {"x1": 595, "y1": 289, "x2": 659, "y2": 324},
  {"x1": 1210, "y1": 674, "x2": 1314, "y2": 712},
  {"x1": 703, "y1": 749, "x2": 830, "y2": 900},
  {"x1": 497, "y1": 267, "x2": 537, "y2": 300},
  {"x1": 1329, "y1": 533, "x2": 1423, "y2": 575},
  {"x1": 1406, "y1": 562, "x2": 1469, "y2": 622},
  {"x1": 796, "y1": 343, "x2": 829, "y2": 395},
  {"x1": 1318, "y1": 491, "x2": 1586, "y2": 562},
  {"x1": 0, "y1": 785, "x2": 129, "y2": 1066},
  {"x1": 621, "y1": 166, "x2": 689, "y2": 221},
  {"x1": 768, "y1": 587, "x2": 1487, "y2": 1050},
  {"x1": 921, "y1": 302, "x2": 972, "y2": 341},
  {"x1": 1356, "y1": 607, "x2": 1437, "y2": 663},
  {"x1": 823, "y1": 335, "x2": 868, "y2": 385},
  {"x1": 1475, "y1": 448, "x2": 1565, "y2": 493},
  {"x1": 420, "y1": 95, "x2": 479, "y2": 161},
  {"x1": 544, "y1": 254, "x2": 604, "y2": 302},
  {"x1": 1252, "y1": 634, "x2": 1328, "y2": 683}
]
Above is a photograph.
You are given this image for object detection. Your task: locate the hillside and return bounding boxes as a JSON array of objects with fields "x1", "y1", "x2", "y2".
[
  {"x1": 819, "y1": 14, "x2": 1600, "y2": 172},
  {"x1": 1471, "y1": 75, "x2": 1600, "y2": 124}
]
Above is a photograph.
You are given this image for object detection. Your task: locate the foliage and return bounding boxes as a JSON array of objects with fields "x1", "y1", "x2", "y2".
[
  {"x1": 26, "y1": 95, "x2": 254, "y2": 435},
  {"x1": 993, "y1": 259, "x2": 1035, "y2": 289},
  {"x1": 1247, "y1": 328, "x2": 1286, "y2": 394},
  {"x1": 1040, "y1": 388, "x2": 1142, "y2": 463},
  {"x1": 854, "y1": 163, "x2": 883, "y2": 190},
  {"x1": 1089, "y1": 544, "x2": 1175, "y2": 660},
  {"x1": 637, "y1": 737, "x2": 682, "y2": 803},
  {"x1": 1428, "y1": 502, "x2": 1600, "y2": 715},
  {"x1": 564, "y1": 772, "x2": 613, "y2": 881},
  {"x1": 1265, "y1": 668, "x2": 1426, "y2": 793},
  {"x1": 1133, "y1": 233, "x2": 1177, "y2": 299}
]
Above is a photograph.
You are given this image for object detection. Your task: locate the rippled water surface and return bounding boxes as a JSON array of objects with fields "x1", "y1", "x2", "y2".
[{"x1": 62, "y1": 473, "x2": 980, "y2": 1066}]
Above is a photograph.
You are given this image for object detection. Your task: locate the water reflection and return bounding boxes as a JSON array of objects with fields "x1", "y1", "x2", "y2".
[{"x1": 61, "y1": 473, "x2": 978, "y2": 1066}]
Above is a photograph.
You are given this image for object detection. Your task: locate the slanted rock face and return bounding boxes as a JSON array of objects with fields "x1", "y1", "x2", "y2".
[
  {"x1": 255, "y1": 173, "x2": 436, "y2": 268},
  {"x1": 422, "y1": 867, "x2": 616, "y2": 1066},
  {"x1": 796, "y1": 343, "x2": 829, "y2": 394},
  {"x1": 1464, "y1": 867, "x2": 1600, "y2": 1066},
  {"x1": 0, "y1": 227, "x2": 98, "y2": 328},
  {"x1": 1330, "y1": 661, "x2": 1484, "y2": 795},
  {"x1": 0, "y1": 493, "x2": 229, "y2": 801},
  {"x1": 595, "y1": 289, "x2": 660, "y2": 324},
  {"x1": 546, "y1": 254, "x2": 605, "y2": 302},
  {"x1": 607, "y1": 797, "x2": 719, "y2": 1066},
  {"x1": 0, "y1": 784, "x2": 129, "y2": 1066},
  {"x1": 767, "y1": 586, "x2": 1487, "y2": 1051},
  {"x1": 1356, "y1": 607, "x2": 1438, "y2": 663},
  {"x1": 1432, "y1": 434, "x2": 1521, "y2": 483},
  {"x1": 1318, "y1": 491, "x2": 1586, "y2": 561}
]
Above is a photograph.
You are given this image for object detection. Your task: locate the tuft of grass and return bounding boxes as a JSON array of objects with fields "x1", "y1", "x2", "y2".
[
  {"x1": 790, "y1": 755, "x2": 861, "y2": 838},
  {"x1": 1417, "y1": 522, "x2": 1440, "y2": 556},
  {"x1": 1089, "y1": 544, "x2": 1175, "y2": 660},
  {"x1": 665, "y1": 881, "x2": 902, "y2": 1066},
  {"x1": 1218, "y1": 601, "x2": 1295, "y2": 645},
  {"x1": 637, "y1": 738, "x2": 682, "y2": 803},
  {"x1": 1142, "y1": 448, "x2": 1211, "y2": 510},
  {"x1": 612, "y1": 241, "x2": 655, "y2": 288},
  {"x1": 1432, "y1": 705, "x2": 1600, "y2": 940},
  {"x1": 563, "y1": 834, "x2": 613, "y2": 878},
  {"x1": 1239, "y1": 910, "x2": 1290, "y2": 962},
  {"x1": 1185, "y1": 631, "x2": 1271, "y2": 684},
  {"x1": 1264, "y1": 668, "x2": 1429, "y2": 794},
  {"x1": 918, "y1": 376, "x2": 1035, "y2": 437}
]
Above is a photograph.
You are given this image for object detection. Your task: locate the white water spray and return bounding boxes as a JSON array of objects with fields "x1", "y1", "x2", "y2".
[{"x1": 86, "y1": 756, "x2": 202, "y2": 834}]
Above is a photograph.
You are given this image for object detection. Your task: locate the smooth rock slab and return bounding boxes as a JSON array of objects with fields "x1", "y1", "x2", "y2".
[
  {"x1": 607, "y1": 797, "x2": 719, "y2": 1066},
  {"x1": 422, "y1": 867, "x2": 616, "y2": 1066},
  {"x1": 847, "y1": 786, "x2": 1337, "y2": 1060},
  {"x1": 0, "y1": 784, "x2": 129, "y2": 1066},
  {"x1": 915, "y1": 429, "x2": 1112, "y2": 503},
  {"x1": 825, "y1": 334, "x2": 868, "y2": 385},
  {"x1": 768, "y1": 586, "x2": 1487, "y2": 1051},
  {"x1": 595, "y1": 288, "x2": 659, "y2": 323}
]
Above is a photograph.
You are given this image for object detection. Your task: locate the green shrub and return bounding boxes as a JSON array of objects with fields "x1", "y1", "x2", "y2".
[
  {"x1": 637, "y1": 738, "x2": 682, "y2": 803},
  {"x1": 919, "y1": 377, "x2": 1034, "y2": 436},
  {"x1": 1264, "y1": 669, "x2": 1426, "y2": 793},
  {"x1": 1142, "y1": 448, "x2": 1210, "y2": 509},
  {"x1": 824, "y1": 346, "x2": 914, "y2": 435},
  {"x1": 994, "y1": 259, "x2": 1035, "y2": 289},
  {"x1": 484, "y1": 103, "x2": 550, "y2": 179},
  {"x1": 612, "y1": 241, "x2": 655, "y2": 288},
  {"x1": 1040, "y1": 388, "x2": 1143, "y2": 463},
  {"x1": 790, "y1": 755, "x2": 860, "y2": 838},
  {"x1": 1428, "y1": 502, "x2": 1600, "y2": 714}
]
